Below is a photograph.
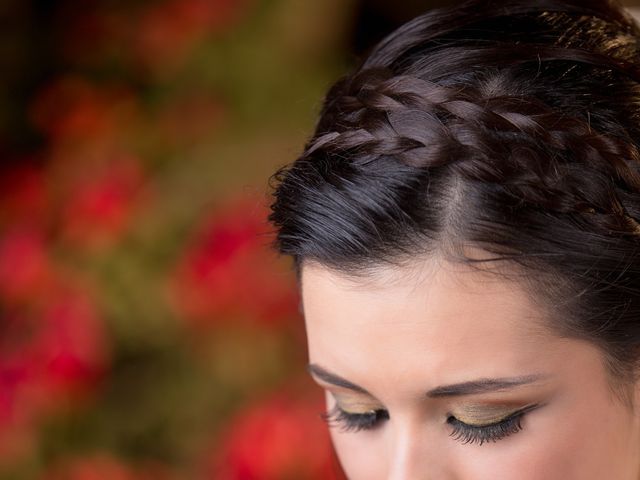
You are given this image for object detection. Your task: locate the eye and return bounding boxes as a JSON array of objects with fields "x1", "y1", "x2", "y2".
[
  {"x1": 447, "y1": 413, "x2": 523, "y2": 446},
  {"x1": 320, "y1": 402, "x2": 540, "y2": 443},
  {"x1": 321, "y1": 404, "x2": 389, "y2": 433},
  {"x1": 447, "y1": 404, "x2": 539, "y2": 446}
]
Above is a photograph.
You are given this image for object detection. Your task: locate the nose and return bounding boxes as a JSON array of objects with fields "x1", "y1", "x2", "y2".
[{"x1": 385, "y1": 420, "x2": 455, "y2": 480}]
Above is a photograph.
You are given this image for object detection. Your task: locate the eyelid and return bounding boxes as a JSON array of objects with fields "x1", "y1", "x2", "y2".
[
  {"x1": 451, "y1": 402, "x2": 541, "y2": 427},
  {"x1": 339, "y1": 404, "x2": 382, "y2": 415},
  {"x1": 451, "y1": 406, "x2": 524, "y2": 426},
  {"x1": 331, "y1": 394, "x2": 384, "y2": 415}
]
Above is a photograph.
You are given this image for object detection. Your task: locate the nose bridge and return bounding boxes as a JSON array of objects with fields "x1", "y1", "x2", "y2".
[
  {"x1": 386, "y1": 425, "x2": 417, "y2": 480},
  {"x1": 386, "y1": 418, "x2": 452, "y2": 480}
]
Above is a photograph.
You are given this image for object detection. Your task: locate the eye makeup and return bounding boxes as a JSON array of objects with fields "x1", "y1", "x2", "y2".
[
  {"x1": 321, "y1": 392, "x2": 388, "y2": 432},
  {"x1": 446, "y1": 403, "x2": 542, "y2": 446},
  {"x1": 321, "y1": 393, "x2": 544, "y2": 446},
  {"x1": 450, "y1": 403, "x2": 537, "y2": 426},
  {"x1": 322, "y1": 403, "x2": 390, "y2": 433}
]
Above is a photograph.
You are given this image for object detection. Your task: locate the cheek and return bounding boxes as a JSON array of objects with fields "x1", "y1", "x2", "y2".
[
  {"x1": 331, "y1": 428, "x2": 388, "y2": 480},
  {"x1": 324, "y1": 391, "x2": 388, "y2": 480}
]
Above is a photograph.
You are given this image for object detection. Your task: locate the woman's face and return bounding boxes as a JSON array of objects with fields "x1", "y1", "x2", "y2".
[{"x1": 301, "y1": 255, "x2": 640, "y2": 480}]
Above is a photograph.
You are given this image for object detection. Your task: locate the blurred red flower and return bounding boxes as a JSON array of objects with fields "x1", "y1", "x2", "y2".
[
  {"x1": 1, "y1": 280, "x2": 109, "y2": 406},
  {"x1": 205, "y1": 388, "x2": 344, "y2": 480},
  {"x1": 58, "y1": 155, "x2": 149, "y2": 250},
  {"x1": 0, "y1": 227, "x2": 53, "y2": 304},
  {"x1": 167, "y1": 193, "x2": 298, "y2": 328},
  {"x1": 35, "y1": 284, "x2": 109, "y2": 397},
  {"x1": 0, "y1": 271, "x2": 109, "y2": 462}
]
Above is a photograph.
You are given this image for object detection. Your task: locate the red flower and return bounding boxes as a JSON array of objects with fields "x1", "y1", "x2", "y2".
[
  {"x1": 167, "y1": 192, "x2": 298, "y2": 328},
  {"x1": 0, "y1": 276, "x2": 109, "y2": 463},
  {"x1": 205, "y1": 388, "x2": 344, "y2": 480},
  {"x1": 1, "y1": 281, "x2": 108, "y2": 406},
  {"x1": 0, "y1": 227, "x2": 53, "y2": 304},
  {"x1": 58, "y1": 156, "x2": 149, "y2": 250},
  {"x1": 36, "y1": 285, "x2": 109, "y2": 397}
]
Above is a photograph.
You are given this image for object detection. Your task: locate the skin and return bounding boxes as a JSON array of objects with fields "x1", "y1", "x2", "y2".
[{"x1": 300, "y1": 253, "x2": 640, "y2": 480}]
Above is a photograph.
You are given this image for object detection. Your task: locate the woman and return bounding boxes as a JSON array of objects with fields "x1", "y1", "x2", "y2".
[{"x1": 267, "y1": 0, "x2": 640, "y2": 478}]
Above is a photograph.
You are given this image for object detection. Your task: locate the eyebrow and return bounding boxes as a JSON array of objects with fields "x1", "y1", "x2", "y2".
[{"x1": 307, "y1": 363, "x2": 548, "y2": 398}]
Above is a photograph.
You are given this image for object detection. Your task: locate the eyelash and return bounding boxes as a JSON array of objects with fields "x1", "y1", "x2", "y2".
[
  {"x1": 321, "y1": 405, "x2": 390, "y2": 433},
  {"x1": 321, "y1": 404, "x2": 537, "y2": 446},
  {"x1": 446, "y1": 409, "x2": 527, "y2": 446}
]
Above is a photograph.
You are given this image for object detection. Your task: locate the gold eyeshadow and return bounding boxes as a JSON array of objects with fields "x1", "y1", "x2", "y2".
[
  {"x1": 327, "y1": 385, "x2": 540, "y2": 426},
  {"x1": 334, "y1": 395, "x2": 527, "y2": 425},
  {"x1": 331, "y1": 393, "x2": 383, "y2": 415},
  {"x1": 450, "y1": 404, "x2": 525, "y2": 426},
  {"x1": 338, "y1": 404, "x2": 381, "y2": 415}
]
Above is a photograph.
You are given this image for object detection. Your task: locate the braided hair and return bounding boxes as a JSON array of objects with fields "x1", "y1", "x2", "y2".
[{"x1": 267, "y1": 0, "x2": 640, "y2": 403}]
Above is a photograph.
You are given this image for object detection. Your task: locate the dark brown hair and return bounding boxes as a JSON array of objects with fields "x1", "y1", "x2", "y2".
[{"x1": 267, "y1": 0, "x2": 640, "y2": 404}]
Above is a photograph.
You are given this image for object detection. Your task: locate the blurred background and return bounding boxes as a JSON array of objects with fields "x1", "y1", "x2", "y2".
[{"x1": 0, "y1": 0, "x2": 639, "y2": 478}]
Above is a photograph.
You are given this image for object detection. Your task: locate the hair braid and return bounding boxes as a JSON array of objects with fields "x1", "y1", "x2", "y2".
[{"x1": 304, "y1": 67, "x2": 640, "y2": 235}]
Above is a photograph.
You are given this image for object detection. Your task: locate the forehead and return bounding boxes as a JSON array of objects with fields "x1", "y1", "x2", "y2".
[
  {"x1": 300, "y1": 257, "x2": 564, "y2": 397},
  {"x1": 300, "y1": 256, "x2": 548, "y2": 336}
]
